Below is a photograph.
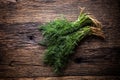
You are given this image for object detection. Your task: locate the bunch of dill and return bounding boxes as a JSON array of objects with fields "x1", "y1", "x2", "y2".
[{"x1": 38, "y1": 10, "x2": 104, "y2": 74}]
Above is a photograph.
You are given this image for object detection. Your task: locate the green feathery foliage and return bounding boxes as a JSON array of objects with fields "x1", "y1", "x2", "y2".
[{"x1": 38, "y1": 10, "x2": 103, "y2": 74}]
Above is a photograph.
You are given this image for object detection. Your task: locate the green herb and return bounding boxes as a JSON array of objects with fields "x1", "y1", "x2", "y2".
[{"x1": 38, "y1": 9, "x2": 104, "y2": 74}]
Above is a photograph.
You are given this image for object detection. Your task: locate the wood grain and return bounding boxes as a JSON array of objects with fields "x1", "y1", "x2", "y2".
[
  {"x1": 0, "y1": 76, "x2": 120, "y2": 80},
  {"x1": 0, "y1": 0, "x2": 120, "y2": 78}
]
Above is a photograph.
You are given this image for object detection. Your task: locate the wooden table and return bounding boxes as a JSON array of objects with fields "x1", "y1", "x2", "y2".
[{"x1": 0, "y1": 0, "x2": 120, "y2": 80}]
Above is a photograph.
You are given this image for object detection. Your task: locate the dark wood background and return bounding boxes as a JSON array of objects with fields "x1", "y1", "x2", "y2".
[{"x1": 0, "y1": 0, "x2": 120, "y2": 80}]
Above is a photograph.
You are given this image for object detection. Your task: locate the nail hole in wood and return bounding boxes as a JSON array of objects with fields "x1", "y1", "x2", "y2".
[
  {"x1": 74, "y1": 57, "x2": 83, "y2": 64},
  {"x1": 28, "y1": 35, "x2": 34, "y2": 40},
  {"x1": 9, "y1": 61, "x2": 14, "y2": 67}
]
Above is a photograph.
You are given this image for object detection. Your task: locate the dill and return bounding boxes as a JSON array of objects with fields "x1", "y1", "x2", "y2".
[{"x1": 38, "y1": 9, "x2": 104, "y2": 74}]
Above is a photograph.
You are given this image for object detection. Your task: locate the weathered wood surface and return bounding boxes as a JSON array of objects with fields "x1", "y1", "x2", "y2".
[
  {"x1": 0, "y1": 0, "x2": 120, "y2": 78},
  {"x1": 0, "y1": 76, "x2": 120, "y2": 80}
]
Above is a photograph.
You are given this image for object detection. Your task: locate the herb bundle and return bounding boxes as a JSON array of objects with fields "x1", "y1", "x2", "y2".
[{"x1": 38, "y1": 10, "x2": 104, "y2": 74}]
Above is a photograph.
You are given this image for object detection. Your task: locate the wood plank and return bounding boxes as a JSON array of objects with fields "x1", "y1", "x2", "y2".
[
  {"x1": 0, "y1": 0, "x2": 120, "y2": 78},
  {"x1": 0, "y1": 76, "x2": 120, "y2": 80},
  {"x1": 0, "y1": 23, "x2": 120, "y2": 77}
]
